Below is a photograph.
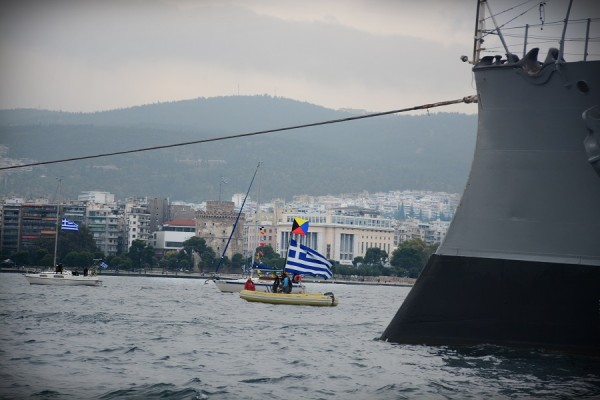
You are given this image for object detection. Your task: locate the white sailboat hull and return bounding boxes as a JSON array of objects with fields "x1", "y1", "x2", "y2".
[{"x1": 25, "y1": 271, "x2": 102, "y2": 286}]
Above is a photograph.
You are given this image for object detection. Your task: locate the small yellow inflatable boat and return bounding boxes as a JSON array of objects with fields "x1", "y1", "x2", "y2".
[{"x1": 239, "y1": 290, "x2": 338, "y2": 307}]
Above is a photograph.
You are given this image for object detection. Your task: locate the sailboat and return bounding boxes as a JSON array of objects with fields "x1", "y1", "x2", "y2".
[
  {"x1": 25, "y1": 180, "x2": 102, "y2": 286},
  {"x1": 381, "y1": 0, "x2": 600, "y2": 355},
  {"x1": 210, "y1": 163, "x2": 307, "y2": 293}
]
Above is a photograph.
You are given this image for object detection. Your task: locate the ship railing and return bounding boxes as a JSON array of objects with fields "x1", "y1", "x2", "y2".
[{"x1": 477, "y1": 3, "x2": 599, "y2": 63}]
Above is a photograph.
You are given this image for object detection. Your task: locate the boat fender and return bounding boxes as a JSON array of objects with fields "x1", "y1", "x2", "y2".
[{"x1": 324, "y1": 292, "x2": 335, "y2": 305}]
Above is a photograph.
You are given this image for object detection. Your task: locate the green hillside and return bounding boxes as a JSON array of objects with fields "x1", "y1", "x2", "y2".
[{"x1": 0, "y1": 95, "x2": 477, "y2": 202}]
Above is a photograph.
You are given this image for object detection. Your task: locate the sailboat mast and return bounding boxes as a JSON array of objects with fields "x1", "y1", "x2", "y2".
[
  {"x1": 214, "y1": 162, "x2": 261, "y2": 274},
  {"x1": 52, "y1": 178, "x2": 62, "y2": 267},
  {"x1": 253, "y1": 165, "x2": 262, "y2": 271}
]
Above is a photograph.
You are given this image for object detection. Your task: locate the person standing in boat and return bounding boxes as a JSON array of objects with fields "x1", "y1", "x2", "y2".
[
  {"x1": 272, "y1": 273, "x2": 280, "y2": 293},
  {"x1": 244, "y1": 277, "x2": 256, "y2": 291}
]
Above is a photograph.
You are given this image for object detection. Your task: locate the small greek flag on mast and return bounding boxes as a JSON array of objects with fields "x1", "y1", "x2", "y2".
[{"x1": 61, "y1": 218, "x2": 79, "y2": 232}]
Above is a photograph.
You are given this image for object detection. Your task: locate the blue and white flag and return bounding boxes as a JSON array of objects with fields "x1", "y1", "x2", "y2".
[
  {"x1": 285, "y1": 239, "x2": 333, "y2": 280},
  {"x1": 61, "y1": 218, "x2": 79, "y2": 232},
  {"x1": 99, "y1": 261, "x2": 109, "y2": 269}
]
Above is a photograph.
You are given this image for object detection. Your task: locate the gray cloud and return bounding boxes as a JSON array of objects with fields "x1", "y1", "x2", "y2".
[{"x1": 1, "y1": 0, "x2": 597, "y2": 114}]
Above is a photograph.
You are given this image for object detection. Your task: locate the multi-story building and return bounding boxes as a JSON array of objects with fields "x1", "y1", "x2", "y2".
[
  {"x1": 0, "y1": 200, "x2": 126, "y2": 258},
  {"x1": 0, "y1": 204, "x2": 22, "y2": 255},
  {"x1": 195, "y1": 201, "x2": 244, "y2": 261},
  {"x1": 19, "y1": 203, "x2": 59, "y2": 249},
  {"x1": 62, "y1": 203, "x2": 87, "y2": 226},
  {"x1": 275, "y1": 206, "x2": 395, "y2": 265},
  {"x1": 124, "y1": 200, "x2": 151, "y2": 249},
  {"x1": 147, "y1": 197, "x2": 170, "y2": 235},
  {"x1": 395, "y1": 218, "x2": 450, "y2": 245},
  {"x1": 86, "y1": 204, "x2": 124, "y2": 256},
  {"x1": 151, "y1": 219, "x2": 196, "y2": 257}
]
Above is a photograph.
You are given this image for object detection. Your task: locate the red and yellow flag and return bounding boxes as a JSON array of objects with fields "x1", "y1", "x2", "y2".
[{"x1": 291, "y1": 217, "x2": 309, "y2": 236}]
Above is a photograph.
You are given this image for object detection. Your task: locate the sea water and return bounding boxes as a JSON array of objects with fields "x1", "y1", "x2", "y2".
[{"x1": 1, "y1": 274, "x2": 599, "y2": 399}]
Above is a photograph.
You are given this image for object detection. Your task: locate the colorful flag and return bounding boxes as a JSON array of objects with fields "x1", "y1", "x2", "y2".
[
  {"x1": 285, "y1": 239, "x2": 332, "y2": 279},
  {"x1": 259, "y1": 226, "x2": 266, "y2": 246},
  {"x1": 61, "y1": 218, "x2": 79, "y2": 231},
  {"x1": 99, "y1": 260, "x2": 109, "y2": 269},
  {"x1": 291, "y1": 217, "x2": 309, "y2": 236}
]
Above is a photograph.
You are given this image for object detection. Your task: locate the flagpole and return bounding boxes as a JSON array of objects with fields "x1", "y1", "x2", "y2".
[
  {"x1": 283, "y1": 219, "x2": 296, "y2": 274},
  {"x1": 284, "y1": 217, "x2": 308, "y2": 275},
  {"x1": 52, "y1": 178, "x2": 62, "y2": 267}
]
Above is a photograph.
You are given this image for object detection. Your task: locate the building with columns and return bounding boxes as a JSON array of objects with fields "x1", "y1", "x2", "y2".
[{"x1": 275, "y1": 206, "x2": 395, "y2": 265}]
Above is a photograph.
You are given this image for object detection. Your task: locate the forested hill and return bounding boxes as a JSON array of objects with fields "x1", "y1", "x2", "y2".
[{"x1": 0, "y1": 95, "x2": 477, "y2": 202}]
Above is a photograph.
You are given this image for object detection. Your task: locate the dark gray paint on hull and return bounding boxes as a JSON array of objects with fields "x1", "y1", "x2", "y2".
[{"x1": 381, "y1": 52, "x2": 600, "y2": 355}]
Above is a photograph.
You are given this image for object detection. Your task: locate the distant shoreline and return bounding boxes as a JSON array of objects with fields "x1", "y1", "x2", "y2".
[{"x1": 2, "y1": 268, "x2": 415, "y2": 287}]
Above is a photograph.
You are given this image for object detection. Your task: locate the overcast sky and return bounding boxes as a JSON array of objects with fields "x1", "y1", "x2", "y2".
[{"x1": 1, "y1": 0, "x2": 598, "y2": 115}]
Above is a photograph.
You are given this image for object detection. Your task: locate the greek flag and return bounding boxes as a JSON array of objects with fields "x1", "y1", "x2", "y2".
[
  {"x1": 285, "y1": 239, "x2": 333, "y2": 280},
  {"x1": 61, "y1": 218, "x2": 79, "y2": 231},
  {"x1": 99, "y1": 261, "x2": 109, "y2": 269}
]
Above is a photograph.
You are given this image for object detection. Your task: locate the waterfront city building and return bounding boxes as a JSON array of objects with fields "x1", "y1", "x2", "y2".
[
  {"x1": 195, "y1": 201, "x2": 244, "y2": 261},
  {"x1": 275, "y1": 206, "x2": 395, "y2": 265},
  {"x1": 124, "y1": 198, "x2": 151, "y2": 249},
  {"x1": 151, "y1": 219, "x2": 196, "y2": 257}
]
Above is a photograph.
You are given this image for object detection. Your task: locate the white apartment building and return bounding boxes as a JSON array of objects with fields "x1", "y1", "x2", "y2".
[
  {"x1": 125, "y1": 200, "x2": 151, "y2": 249},
  {"x1": 152, "y1": 219, "x2": 196, "y2": 256}
]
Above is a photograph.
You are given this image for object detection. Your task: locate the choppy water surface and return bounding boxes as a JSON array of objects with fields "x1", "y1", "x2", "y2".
[{"x1": 1, "y1": 274, "x2": 599, "y2": 399}]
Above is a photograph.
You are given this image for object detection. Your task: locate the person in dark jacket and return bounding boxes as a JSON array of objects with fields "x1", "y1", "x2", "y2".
[{"x1": 272, "y1": 273, "x2": 280, "y2": 293}]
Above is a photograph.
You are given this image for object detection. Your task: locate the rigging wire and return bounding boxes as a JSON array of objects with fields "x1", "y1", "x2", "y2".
[
  {"x1": 494, "y1": 17, "x2": 600, "y2": 31},
  {"x1": 483, "y1": 0, "x2": 537, "y2": 21},
  {"x1": 0, "y1": 96, "x2": 478, "y2": 172},
  {"x1": 481, "y1": 1, "x2": 546, "y2": 40},
  {"x1": 480, "y1": 16, "x2": 600, "y2": 56}
]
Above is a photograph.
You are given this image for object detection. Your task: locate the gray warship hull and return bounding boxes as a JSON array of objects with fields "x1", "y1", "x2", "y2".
[{"x1": 381, "y1": 53, "x2": 600, "y2": 354}]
